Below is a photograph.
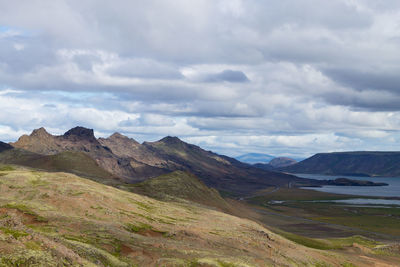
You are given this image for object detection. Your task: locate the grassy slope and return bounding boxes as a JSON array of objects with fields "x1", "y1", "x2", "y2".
[
  {"x1": 0, "y1": 149, "x2": 118, "y2": 185},
  {"x1": 0, "y1": 166, "x2": 384, "y2": 267},
  {"x1": 126, "y1": 171, "x2": 233, "y2": 213}
]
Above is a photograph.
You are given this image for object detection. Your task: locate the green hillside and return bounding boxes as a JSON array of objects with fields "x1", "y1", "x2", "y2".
[
  {"x1": 0, "y1": 166, "x2": 360, "y2": 266},
  {"x1": 127, "y1": 171, "x2": 232, "y2": 212},
  {"x1": 0, "y1": 149, "x2": 117, "y2": 185}
]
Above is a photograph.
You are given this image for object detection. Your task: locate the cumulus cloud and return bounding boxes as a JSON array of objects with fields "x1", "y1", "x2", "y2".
[{"x1": 0, "y1": 0, "x2": 400, "y2": 157}]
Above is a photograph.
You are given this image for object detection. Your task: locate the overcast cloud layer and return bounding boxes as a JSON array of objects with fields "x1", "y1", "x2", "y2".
[{"x1": 1, "y1": 0, "x2": 400, "y2": 158}]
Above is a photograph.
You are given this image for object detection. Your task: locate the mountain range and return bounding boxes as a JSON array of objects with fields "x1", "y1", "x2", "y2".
[
  {"x1": 281, "y1": 151, "x2": 400, "y2": 177},
  {"x1": 254, "y1": 157, "x2": 298, "y2": 170},
  {"x1": 235, "y1": 153, "x2": 275, "y2": 164},
  {"x1": 2, "y1": 126, "x2": 312, "y2": 195}
]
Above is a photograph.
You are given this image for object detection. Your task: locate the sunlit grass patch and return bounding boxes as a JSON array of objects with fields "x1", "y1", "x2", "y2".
[
  {"x1": 278, "y1": 231, "x2": 334, "y2": 250},
  {"x1": 25, "y1": 240, "x2": 42, "y2": 250},
  {"x1": 62, "y1": 238, "x2": 130, "y2": 267},
  {"x1": 0, "y1": 165, "x2": 15, "y2": 172},
  {"x1": 0, "y1": 227, "x2": 29, "y2": 239},
  {"x1": 28, "y1": 224, "x2": 57, "y2": 234},
  {"x1": 124, "y1": 222, "x2": 152, "y2": 233},
  {"x1": 128, "y1": 199, "x2": 154, "y2": 212}
]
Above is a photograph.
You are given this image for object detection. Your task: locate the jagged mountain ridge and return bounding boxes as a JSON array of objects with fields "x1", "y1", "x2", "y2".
[
  {"x1": 9, "y1": 126, "x2": 308, "y2": 194},
  {"x1": 11, "y1": 127, "x2": 167, "y2": 182}
]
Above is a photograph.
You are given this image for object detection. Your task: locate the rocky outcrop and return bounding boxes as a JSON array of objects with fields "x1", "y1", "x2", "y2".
[{"x1": 11, "y1": 127, "x2": 166, "y2": 182}]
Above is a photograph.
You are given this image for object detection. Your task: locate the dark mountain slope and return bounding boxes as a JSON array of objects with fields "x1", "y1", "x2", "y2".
[
  {"x1": 282, "y1": 151, "x2": 400, "y2": 177},
  {"x1": 98, "y1": 133, "x2": 178, "y2": 170},
  {"x1": 142, "y1": 137, "x2": 307, "y2": 194},
  {"x1": 0, "y1": 141, "x2": 12, "y2": 152}
]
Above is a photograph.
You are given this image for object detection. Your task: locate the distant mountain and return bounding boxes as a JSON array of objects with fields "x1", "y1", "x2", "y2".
[
  {"x1": 235, "y1": 153, "x2": 275, "y2": 164},
  {"x1": 254, "y1": 157, "x2": 297, "y2": 170},
  {"x1": 281, "y1": 151, "x2": 400, "y2": 177},
  {"x1": 7, "y1": 126, "x2": 310, "y2": 195},
  {"x1": 269, "y1": 157, "x2": 298, "y2": 168},
  {"x1": 0, "y1": 141, "x2": 13, "y2": 152}
]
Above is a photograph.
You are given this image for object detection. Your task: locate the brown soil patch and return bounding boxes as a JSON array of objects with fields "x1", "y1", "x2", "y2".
[
  {"x1": 120, "y1": 244, "x2": 135, "y2": 256},
  {"x1": 4, "y1": 208, "x2": 44, "y2": 225},
  {"x1": 138, "y1": 229, "x2": 165, "y2": 237},
  {"x1": 360, "y1": 256, "x2": 398, "y2": 267}
]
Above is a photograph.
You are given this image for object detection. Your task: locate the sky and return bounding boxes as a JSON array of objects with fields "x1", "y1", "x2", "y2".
[{"x1": 1, "y1": 0, "x2": 400, "y2": 158}]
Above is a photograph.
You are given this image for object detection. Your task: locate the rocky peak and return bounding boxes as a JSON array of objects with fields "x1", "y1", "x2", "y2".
[
  {"x1": 109, "y1": 132, "x2": 125, "y2": 139},
  {"x1": 159, "y1": 136, "x2": 183, "y2": 145},
  {"x1": 269, "y1": 157, "x2": 297, "y2": 168},
  {"x1": 63, "y1": 127, "x2": 97, "y2": 142},
  {"x1": 30, "y1": 127, "x2": 52, "y2": 138},
  {"x1": 104, "y1": 132, "x2": 139, "y2": 145}
]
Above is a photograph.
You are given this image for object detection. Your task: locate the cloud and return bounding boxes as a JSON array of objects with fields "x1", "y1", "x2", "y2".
[
  {"x1": 323, "y1": 67, "x2": 400, "y2": 93},
  {"x1": 0, "y1": 1, "x2": 400, "y2": 157},
  {"x1": 193, "y1": 69, "x2": 249, "y2": 83}
]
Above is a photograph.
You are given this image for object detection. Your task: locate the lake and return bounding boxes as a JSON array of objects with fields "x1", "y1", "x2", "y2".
[{"x1": 297, "y1": 173, "x2": 400, "y2": 198}]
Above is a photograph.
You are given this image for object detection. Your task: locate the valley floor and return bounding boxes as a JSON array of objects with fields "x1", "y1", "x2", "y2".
[{"x1": 241, "y1": 187, "x2": 400, "y2": 266}]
